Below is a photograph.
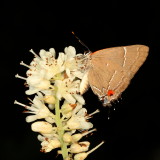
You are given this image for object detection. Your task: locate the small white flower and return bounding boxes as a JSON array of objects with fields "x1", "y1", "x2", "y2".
[
  {"x1": 55, "y1": 79, "x2": 85, "y2": 104},
  {"x1": 63, "y1": 46, "x2": 86, "y2": 79},
  {"x1": 26, "y1": 73, "x2": 51, "y2": 95},
  {"x1": 66, "y1": 108, "x2": 93, "y2": 130},
  {"x1": 25, "y1": 49, "x2": 65, "y2": 95},
  {"x1": 25, "y1": 95, "x2": 54, "y2": 123},
  {"x1": 39, "y1": 48, "x2": 56, "y2": 60}
]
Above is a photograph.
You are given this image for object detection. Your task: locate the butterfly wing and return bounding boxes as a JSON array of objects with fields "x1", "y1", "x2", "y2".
[{"x1": 88, "y1": 45, "x2": 149, "y2": 106}]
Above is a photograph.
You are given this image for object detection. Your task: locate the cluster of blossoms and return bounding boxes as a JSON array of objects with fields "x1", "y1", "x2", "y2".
[{"x1": 15, "y1": 46, "x2": 104, "y2": 160}]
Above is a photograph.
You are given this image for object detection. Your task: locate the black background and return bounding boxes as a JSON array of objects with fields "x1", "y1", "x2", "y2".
[{"x1": 1, "y1": 1, "x2": 160, "y2": 160}]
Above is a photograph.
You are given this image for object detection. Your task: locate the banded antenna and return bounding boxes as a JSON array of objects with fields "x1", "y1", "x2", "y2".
[{"x1": 72, "y1": 31, "x2": 91, "y2": 54}]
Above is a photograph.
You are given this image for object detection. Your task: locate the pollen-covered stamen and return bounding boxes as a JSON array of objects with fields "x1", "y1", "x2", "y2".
[
  {"x1": 15, "y1": 74, "x2": 27, "y2": 80},
  {"x1": 85, "y1": 109, "x2": 100, "y2": 119},
  {"x1": 20, "y1": 61, "x2": 30, "y2": 68},
  {"x1": 29, "y1": 49, "x2": 40, "y2": 58}
]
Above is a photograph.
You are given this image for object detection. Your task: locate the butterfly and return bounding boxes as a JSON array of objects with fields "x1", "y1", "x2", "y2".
[{"x1": 79, "y1": 45, "x2": 149, "y2": 106}]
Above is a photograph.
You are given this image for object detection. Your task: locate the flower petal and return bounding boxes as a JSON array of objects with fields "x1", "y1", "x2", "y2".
[
  {"x1": 77, "y1": 108, "x2": 87, "y2": 116},
  {"x1": 49, "y1": 48, "x2": 56, "y2": 57},
  {"x1": 31, "y1": 121, "x2": 53, "y2": 134},
  {"x1": 73, "y1": 94, "x2": 85, "y2": 105},
  {"x1": 26, "y1": 115, "x2": 38, "y2": 123},
  {"x1": 25, "y1": 87, "x2": 41, "y2": 95},
  {"x1": 64, "y1": 46, "x2": 76, "y2": 59},
  {"x1": 63, "y1": 93, "x2": 76, "y2": 104}
]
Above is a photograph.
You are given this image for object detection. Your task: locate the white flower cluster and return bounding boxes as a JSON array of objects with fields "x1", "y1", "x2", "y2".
[{"x1": 15, "y1": 46, "x2": 104, "y2": 160}]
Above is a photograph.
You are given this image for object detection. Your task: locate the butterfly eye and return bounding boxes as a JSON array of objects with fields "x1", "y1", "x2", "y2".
[{"x1": 107, "y1": 90, "x2": 114, "y2": 96}]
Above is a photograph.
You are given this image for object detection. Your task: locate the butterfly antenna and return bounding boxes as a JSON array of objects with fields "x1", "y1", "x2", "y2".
[{"x1": 72, "y1": 31, "x2": 91, "y2": 54}]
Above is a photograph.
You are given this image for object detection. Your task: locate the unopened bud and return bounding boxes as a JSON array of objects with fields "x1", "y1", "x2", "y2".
[
  {"x1": 63, "y1": 132, "x2": 72, "y2": 143},
  {"x1": 74, "y1": 153, "x2": 88, "y2": 160},
  {"x1": 71, "y1": 134, "x2": 83, "y2": 142},
  {"x1": 61, "y1": 103, "x2": 74, "y2": 114},
  {"x1": 31, "y1": 121, "x2": 53, "y2": 134},
  {"x1": 65, "y1": 157, "x2": 71, "y2": 160},
  {"x1": 70, "y1": 141, "x2": 90, "y2": 153},
  {"x1": 44, "y1": 95, "x2": 56, "y2": 104}
]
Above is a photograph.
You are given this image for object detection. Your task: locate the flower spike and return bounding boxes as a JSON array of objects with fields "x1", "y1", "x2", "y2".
[{"x1": 15, "y1": 46, "x2": 103, "y2": 160}]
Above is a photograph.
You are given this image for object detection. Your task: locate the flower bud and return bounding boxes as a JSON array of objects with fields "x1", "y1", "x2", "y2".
[
  {"x1": 74, "y1": 153, "x2": 88, "y2": 160},
  {"x1": 45, "y1": 117, "x2": 55, "y2": 123},
  {"x1": 44, "y1": 95, "x2": 56, "y2": 104},
  {"x1": 63, "y1": 132, "x2": 72, "y2": 143},
  {"x1": 31, "y1": 121, "x2": 53, "y2": 134},
  {"x1": 70, "y1": 141, "x2": 90, "y2": 153},
  {"x1": 61, "y1": 103, "x2": 74, "y2": 114},
  {"x1": 65, "y1": 157, "x2": 71, "y2": 160},
  {"x1": 71, "y1": 134, "x2": 83, "y2": 142}
]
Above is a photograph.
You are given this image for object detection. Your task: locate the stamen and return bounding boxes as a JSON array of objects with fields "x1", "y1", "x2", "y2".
[
  {"x1": 86, "y1": 109, "x2": 100, "y2": 119},
  {"x1": 27, "y1": 97, "x2": 33, "y2": 103},
  {"x1": 20, "y1": 61, "x2": 30, "y2": 68},
  {"x1": 82, "y1": 128, "x2": 97, "y2": 136},
  {"x1": 15, "y1": 74, "x2": 27, "y2": 80},
  {"x1": 14, "y1": 100, "x2": 28, "y2": 107},
  {"x1": 87, "y1": 141, "x2": 104, "y2": 155},
  {"x1": 29, "y1": 49, "x2": 40, "y2": 58}
]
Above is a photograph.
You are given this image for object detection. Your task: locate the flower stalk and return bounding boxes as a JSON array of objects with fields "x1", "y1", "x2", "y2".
[{"x1": 55, "y1": 97, "x2": 68, "y2": 159}]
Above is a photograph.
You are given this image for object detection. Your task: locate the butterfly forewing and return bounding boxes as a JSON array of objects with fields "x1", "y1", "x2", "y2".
[{"x1": 88, "y1": 45, "x2": 149, "y2": 106}]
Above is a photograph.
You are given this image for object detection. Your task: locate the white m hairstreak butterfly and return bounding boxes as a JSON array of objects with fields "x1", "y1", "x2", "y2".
[{"x1": 72, "y1": 32, "x2": 149, "y2": 106}]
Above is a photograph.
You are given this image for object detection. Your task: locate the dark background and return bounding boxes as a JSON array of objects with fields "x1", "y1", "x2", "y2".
[{"x1": 1, "y1": 1, "x2": 160, "y2": 160}]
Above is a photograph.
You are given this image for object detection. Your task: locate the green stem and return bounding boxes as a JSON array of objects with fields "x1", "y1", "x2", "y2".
[{"x1": 55, "y1": 98, "x2": 68, "y2": 160}]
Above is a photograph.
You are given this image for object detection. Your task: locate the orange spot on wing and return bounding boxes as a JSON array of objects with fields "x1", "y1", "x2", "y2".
[{"x1": 107, "y1": 90, "x2": 114, "y2": 96}]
